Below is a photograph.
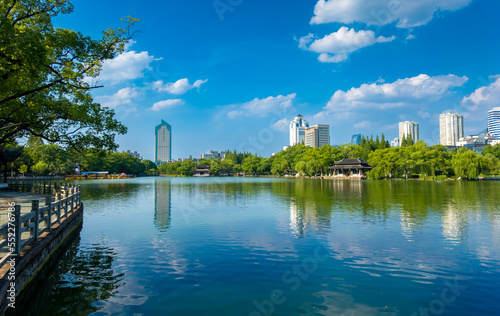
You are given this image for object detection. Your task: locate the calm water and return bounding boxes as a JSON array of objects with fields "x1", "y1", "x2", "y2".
[{"x1": 25, "y1": 177, "x2": 500, "y2": 315}]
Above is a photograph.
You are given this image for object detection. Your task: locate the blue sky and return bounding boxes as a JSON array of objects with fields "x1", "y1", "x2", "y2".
[{"x1": 55, "y1": 0, "x2": 500, "y2": 160}]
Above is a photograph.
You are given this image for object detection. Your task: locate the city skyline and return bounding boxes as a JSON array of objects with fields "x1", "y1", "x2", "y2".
[{"x1": 54, "y1": 0, "x2": 500, "y2": 160}]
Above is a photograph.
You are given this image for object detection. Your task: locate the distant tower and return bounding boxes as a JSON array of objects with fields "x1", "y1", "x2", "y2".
[
  {"x1": 399, "y1": 121, "x2": 419, "y2": 144},
  {"x1": 305, "y1": 124, "x2": 330, "y2": 148},
  {"x1": 155, "y1": 120, "x2": 172, "y2": 165},
  {"x1": 488, "y1": 107, "x2": 500, "y2": 138},
  {"x1": 351, "y1": 134, "x2": 361, "y2": 145},
  {"x1": 289, "y1": 114, "x2": 309, "y2": 146},
  {"x1": 439, "y1": 113, "x2": 464, "y2": 146}
]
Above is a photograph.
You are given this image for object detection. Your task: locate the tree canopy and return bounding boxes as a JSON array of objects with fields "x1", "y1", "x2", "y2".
[{"x1": 0, "y1": 0, "x2": 137, "y2": 150}]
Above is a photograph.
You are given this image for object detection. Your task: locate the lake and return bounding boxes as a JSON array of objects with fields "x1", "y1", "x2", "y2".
[{"x1": 19, "y1": 177, "x2": 500, "y2": 315}]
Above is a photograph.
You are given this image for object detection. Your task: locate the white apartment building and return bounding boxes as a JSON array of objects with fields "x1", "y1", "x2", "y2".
[
  {"x1": 439, "y1": 113, "x2": 464, "y2": 146},
  {"x1": 399, "y1": 121, "x2": 419, "y2": 144},
  {"x1": 289, "y1": 114, "x2": 309, "y2": 146}
]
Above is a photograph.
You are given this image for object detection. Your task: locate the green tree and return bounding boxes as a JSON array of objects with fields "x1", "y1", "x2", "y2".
[
  {"x1": 482, "y1": 144, "x2": 500, "y2": 160},
  {"x1": 452, "y1": 148, "x2": 482, "y2": 179},
  {"x1": 294, "y1": 161, "x2": 307, "y2": 176},
  {"x1": 210, "y1": 159, "x2": 222, "y2": 176},
  {"x1": 0, "y1": 0, "x2": 136, "y2": 150},
  {"x1": 18, "y1": 164, "x2": 28, "y2": 175},
  {"x1": 141, "y1": 160, "x2": 157, "y2": 171},
  {"x1": 31, "y1": 143, "x2": 73, "y2": 174},
  {"x1": 241, "y1": 156, "x2": 261, "y2": 175}
]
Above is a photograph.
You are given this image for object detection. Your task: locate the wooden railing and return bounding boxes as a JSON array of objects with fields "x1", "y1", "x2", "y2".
[
  {"x1": 0, "y1": 182, "x2": 82, "y2": 269},
  {"x1": 6, "y1": 180, "x2": 67, "y2": 196}
]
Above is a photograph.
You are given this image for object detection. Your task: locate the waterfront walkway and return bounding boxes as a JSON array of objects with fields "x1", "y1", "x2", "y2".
[{"x1": 0, "y1": 191, "x2": 51, "y2": 226}]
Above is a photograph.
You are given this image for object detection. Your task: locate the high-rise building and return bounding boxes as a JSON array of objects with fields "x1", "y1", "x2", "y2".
[
  {"x1": 399, "y1": 121, "x2": 419, "y2": 144},
  {"x1": 289, "y1": 114, "x2": 309, "y2": 146},
  {"x1": 488, "y1": 107, "x2": 500, "y2": 138},
  {"x1": 351, "y1": 134, "x2": 361, "y2": 145},
  {"x1": 155, "y1": 120, "x2": 172, "y2": 165},
  {"x1": 390, "y1": 137, "x2": 400, "y2": 148},
  {"x1": 439, "y1": 113, "x2": 464, "y2": 146},
  {"x1": 305, "y1": 124, "x2": 330, "y2": 148}
]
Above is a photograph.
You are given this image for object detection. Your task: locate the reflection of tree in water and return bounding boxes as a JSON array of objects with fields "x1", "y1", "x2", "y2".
[
  {"x1": 15, "y1": 239, "x2": 122, "y2": 315},
  {"x1": 9, "y1": 232, "x2": 123, "y2": 315},
  {"x1": 39, "y1": 238, "x2": 123, "y2": 315},
  {"x1": 154, "y1": 179, "x2": 171, "y2": 231},
  {"x1": 272, "y1": 179, "x2": 496, "y2": 238},
  {"x1": 79, "y1": 182, "x2": 142, "y2": 202}
]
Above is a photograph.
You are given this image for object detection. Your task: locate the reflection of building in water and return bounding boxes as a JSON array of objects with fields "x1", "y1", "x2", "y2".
[
  {"x1": 290, "y1": 200, "x2": 305, "y2": 238},
  {"x1": 155, "y1": 180, "x2": 172, "y2": 231},
  {"x1": 442, "y1": 204, "x2": 468, "y2": 242},
  {"x1": 492, "y1": 215, "x2": 500, "y2": 244},
  {"x1": 289, "y1": 198, "x2": 331, "y2": 238},
  {"x1": 400, "y1": 212, "x2": 421, "y2": 241},
  {"x1": 329, "y1": 180, "x2": 363, "y2": 196}
]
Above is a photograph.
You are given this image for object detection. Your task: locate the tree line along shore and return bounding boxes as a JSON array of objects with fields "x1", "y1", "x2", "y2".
[{"x1": 7, "y1": 136, "x2": 499, "y2": 181}]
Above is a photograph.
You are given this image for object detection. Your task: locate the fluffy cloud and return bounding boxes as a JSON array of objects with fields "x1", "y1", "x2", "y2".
[
  {"x1": 227, "y1": 93, "x2": 296, "y2": 118},
  {"x1": 96, "y1": 87, "x2": 140, "y2": 108},
  {"x1": 150, "y1": 99, "x2": 185, "y2": 111},
  {"x1": 152, "y1": 78, "x2": 208, "y2": 95},
  {"x1": 353, "y1": 121, "x2": 371, "y2": 129},
  {"x1": 323, "y1": 74, "x2": 468, "y2": 113},
  {"x1": 272, "y1": 118, "x2": 290, "y2": 132},
  {"x1": 299, "y1": 27, "x2": 395, "y2": 63},
  {"x1": 100, "y1": 51, "x2": 158, "y2": 84},
  {"x1": 310, "y1": 0, "x2": 472, "y2": 28},
  {"x1": 461, "y1": 76, "x2": 500, "y2": 113}
]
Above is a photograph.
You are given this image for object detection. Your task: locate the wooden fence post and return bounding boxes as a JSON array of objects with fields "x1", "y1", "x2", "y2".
[
  {"x1": 33, "y1": 200, "x2": 40, "y2": 241},
  {"x1": 14, "y1": 205, "x2": 22, "y2": 256},
  {"x1": 45, "y1": 196, "x2": 52, "y2": 232},
  {"x1": 56, "y1": 193, "x2": 61, "y2": 224}
]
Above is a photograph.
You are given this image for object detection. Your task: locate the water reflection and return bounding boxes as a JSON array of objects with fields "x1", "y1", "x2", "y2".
[
  {"x1": 40, "y1": 239, "x2": 124, "y2": 315},
  {"x1": 442, "y1": 203, "x2": 468, "y2": 243},
  {"x1": 11, "y1": 233, "x2": 123, "y2": 316},
  {"x1": 79, "y1": 180, "x2": 142, "y2": 202},
  {"x1": 154, "y1": 178, "x2": 172, "y2": 231},
  {"x1": 32, "y1": 178, "x2": 500, "y2": 315}
]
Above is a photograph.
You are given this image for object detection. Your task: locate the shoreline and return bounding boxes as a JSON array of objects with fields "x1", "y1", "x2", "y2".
[{"x1": 158, "y1": 175, "x2": 500, "y2": 181}]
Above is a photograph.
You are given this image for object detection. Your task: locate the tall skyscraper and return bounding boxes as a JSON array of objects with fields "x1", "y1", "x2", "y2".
[
  {"x1": 351, "y1": 134, "x2": 361, "y2": 145},
  {"x1": 439, "y1": 113, "x2": 464, "y2": 146},
  {"x1": 155, "y1": 120, "x2": 172, "y2": 165},
  {"x1": 305, "y1": 124, "x2": 330, "y2": 148},
  {"x1": 488, "y1": 107, "x2": 500, "y2": 138},
  {"x1": 399, "y1": 121, "x2": 419, "y2": 143},
  {"x1": 289, "y1": 114, "x2": 309, "y2": 146}
]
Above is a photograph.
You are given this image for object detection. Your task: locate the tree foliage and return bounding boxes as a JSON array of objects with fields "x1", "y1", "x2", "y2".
[{"x1": 0, "y1": 0, "x2": 137, "y2": 150}]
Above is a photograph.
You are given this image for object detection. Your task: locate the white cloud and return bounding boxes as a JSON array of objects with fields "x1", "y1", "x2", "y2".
[
  {"x1": 227, "y1": 93, "x2": 296, "y2": 118},
  {"x1": 299, "y1": 27, "x2": 395, "y2": 63},
  {"x1": 406, "y1": 34, "x2": 416, "y2": 40},
  {"x1": 272, "y1": 118, "x2": 290, "y2": 132},
  {"x1": 310, "y1": 0, "x2": 472, "y2": 28},
  {"x1": 382, "y1": 123, "x2": 399, "y2": 130},
  {"x1": 150, "y1": 99, "x2": 185, "y2": 111},
  {"x1": 100, "y1": 51, "x2": 158, "y2": 84},
  {"x1": 462, "y1": 76, "x2": 500, "y2": 113},
  {"x1": 322, "y1": 74, "x2": 468, "y2": 113},
  {"x1": 353, "y1": 121, "x2": 371, "y2": 129},
  {"x1": 96, "y1": 87, "x2": 140, "y2": 108},
  {"x1": 417, "y1": 109, "x2": 431, "y2": 118},
  {"x1": 152, "y1": 78, "x2": 208, "y2": 95}
]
